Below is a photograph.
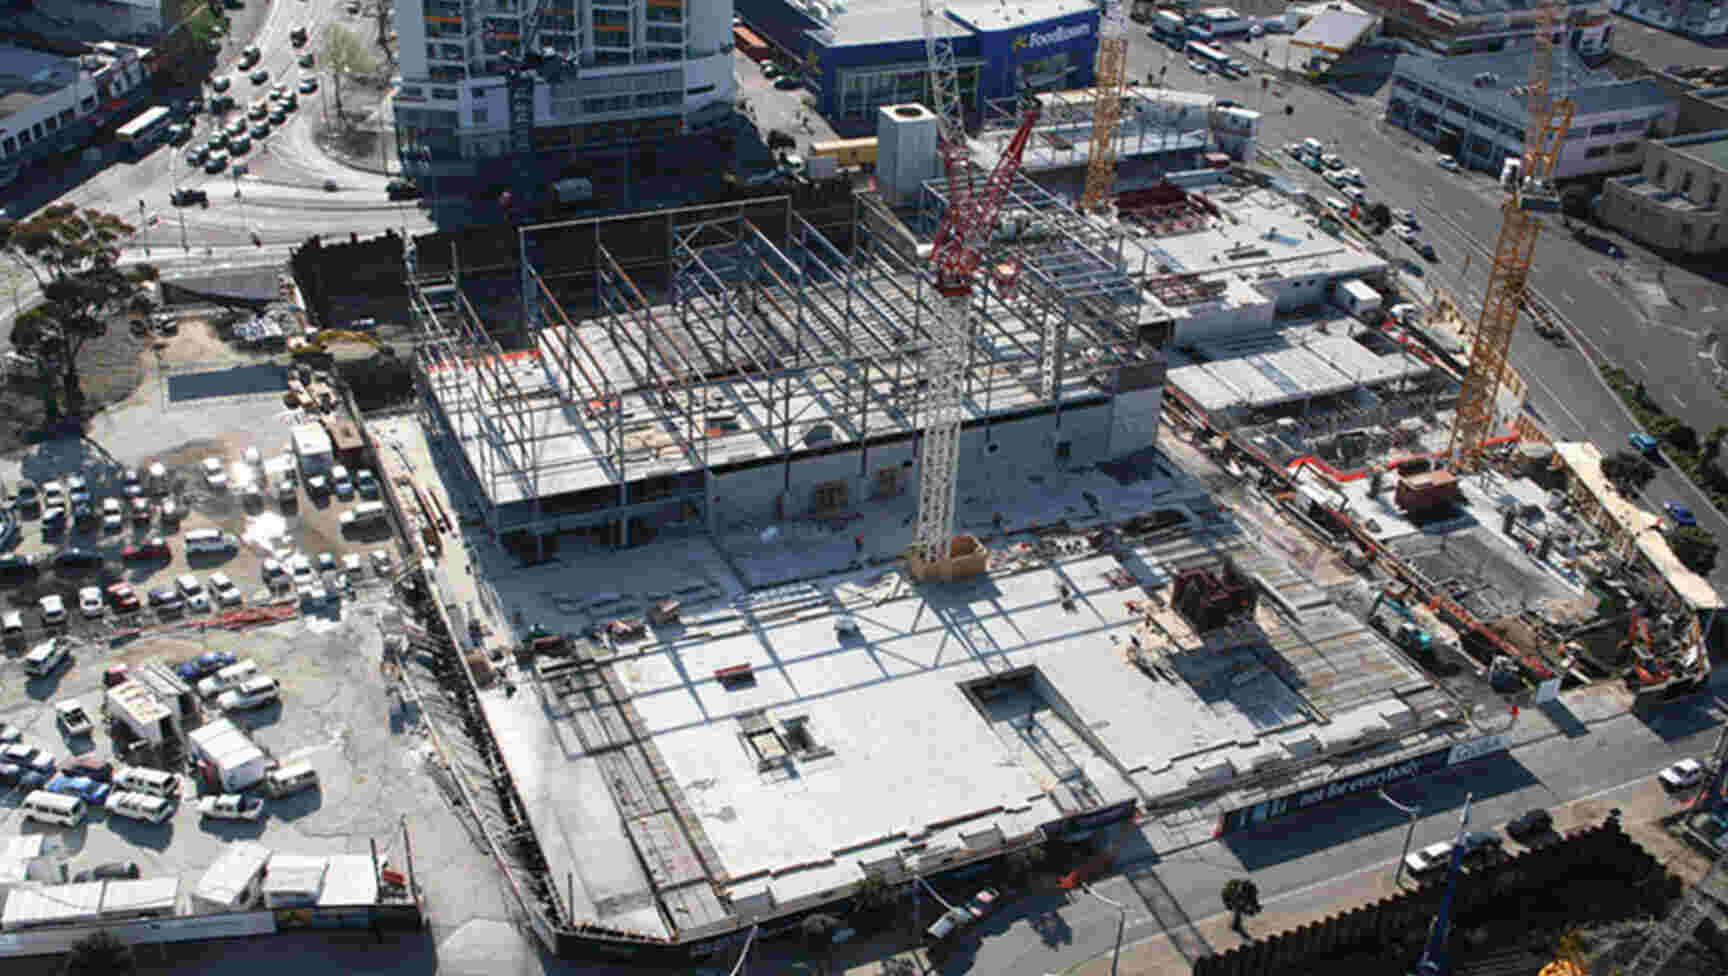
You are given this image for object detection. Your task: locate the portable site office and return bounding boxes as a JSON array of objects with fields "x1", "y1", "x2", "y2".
[
  {"x1": 186, "y1": 718, "x2": 270, "y2": 792},
  {"x1": 191, "y1": 841, "x2": 271, "y2": 912}
]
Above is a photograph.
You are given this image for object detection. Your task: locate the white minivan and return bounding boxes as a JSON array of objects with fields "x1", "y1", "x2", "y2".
[
  {"x1": 107, "y1": 790, "x2": 175, "y2": 824},
  {"x1": 185, "y1": 528, "x2": 238, "y2": 554},
  {"x1": 114, "y1": 765, "x2": 183, "y2": 799},
  {"x1": 22, "y1": 790, "x2": 87, "y2": 827}
]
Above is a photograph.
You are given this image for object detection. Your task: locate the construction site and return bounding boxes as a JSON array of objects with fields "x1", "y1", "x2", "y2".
[{"x1": 340, "y1": 0, "x2": 1728, "y2": 963}]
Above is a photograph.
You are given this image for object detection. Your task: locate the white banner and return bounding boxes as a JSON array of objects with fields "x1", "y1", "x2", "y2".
[{"x1": 1447, "y1": 733, "x2": 1508, "y2": 766}]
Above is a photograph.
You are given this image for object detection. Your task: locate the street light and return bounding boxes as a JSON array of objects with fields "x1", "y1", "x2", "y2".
[
  {"x1": 1379, "y1": 787, "x2": 1422, "y2": 887},
  {"x1": 1081, "y1": 885, "x2": 1130, "y2": 976}
]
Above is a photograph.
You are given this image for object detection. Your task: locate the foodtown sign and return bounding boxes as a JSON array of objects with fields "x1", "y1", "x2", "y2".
[{"x1": 1013, "y1": 23, "x2": 1092, "y2": 50}]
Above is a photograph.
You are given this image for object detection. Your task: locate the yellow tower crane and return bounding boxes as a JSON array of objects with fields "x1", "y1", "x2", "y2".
[
  {"x1": 1446, "y1": 0, "x2": 1574, "y2": 472},
  {"x1": 1079, "y1": 0, "x2": 1132, "y2": 214}
]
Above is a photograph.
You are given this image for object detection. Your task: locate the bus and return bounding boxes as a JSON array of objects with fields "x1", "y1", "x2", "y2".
[
  {"x1": 116, "y1": 106, "x2": 173, "y2": 156},
  {"x1": 1151, "y1": 9, "x2": 1186, "y2": 43},
  {"x1": 1187, "y1": 42, "x2": 1231, "y2": 73}
]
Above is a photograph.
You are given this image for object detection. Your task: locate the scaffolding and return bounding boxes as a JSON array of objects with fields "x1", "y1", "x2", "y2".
[{"x1": 408, "y1": 190, "x2": 1166, "y2": 561}]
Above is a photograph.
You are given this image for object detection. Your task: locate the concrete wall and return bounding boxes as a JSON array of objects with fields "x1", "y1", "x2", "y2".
[{"x1": 1109, "y1": 384, "x2": 1165, "y2": 459}]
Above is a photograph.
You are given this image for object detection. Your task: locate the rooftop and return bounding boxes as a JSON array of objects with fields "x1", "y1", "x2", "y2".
[
  {"x1": 1664, "y1": 128, "x2": 1728, "y2": 174},
  {"x1": 822, "y1": 0, "x2": 1090, "y2": 48},
  {"x1": 1393, "y1": 49, "x2": 1674, "y2": 124},
  {"x1": 1290, "y1": 9, "x2": 1377, "y2": 54},
  {"x1": 0, "y1": 45, "x2": 79, "y2": 118},
  {"x1": 1168, "y1": 321, "x2": 1433, "y2": 413},
  {"x1": 484, "y1": 505, "x2": 1448, "y2": 916},
  {"x1": 1419, "y1": 0, "x2": 1605, "y2": 20}
]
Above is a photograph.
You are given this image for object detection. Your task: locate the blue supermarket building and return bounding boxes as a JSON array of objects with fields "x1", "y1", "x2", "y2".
[{"x1": 736, "y1": 0, "x2": 1101, "y2": 132}]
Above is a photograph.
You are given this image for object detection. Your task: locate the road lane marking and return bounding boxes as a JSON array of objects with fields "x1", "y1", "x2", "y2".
[{"x1": 1560, "y1": 292, "x2": 1577, "y2": 304}]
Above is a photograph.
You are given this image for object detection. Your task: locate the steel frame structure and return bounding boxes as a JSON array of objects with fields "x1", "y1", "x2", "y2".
[
  {"x1": 982, "y1": 90, "x2": 1211, "y2": 173},
  {"x1": 407, "y1": 192, "x2": 1155, "y2": 560}
]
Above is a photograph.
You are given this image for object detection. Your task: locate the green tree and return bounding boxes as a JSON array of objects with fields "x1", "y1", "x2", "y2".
[
  {"x1": 1601, "y1": 449, "x2": 1656, "y2": 495},
  {"x1": 1, "y1": 205, "x2": 158, "y2": 412},
  {"x1": 323, "y1": 24, "x2": 378, "y2": 129},
  {"x1": 1669, "y1": 525, "x2": 1720, "y2": 576},
  {"x1": 62, "y1": 930, "x2": 136, "y2": 976},
  {"x1": 1221, "y1": 878, "x2": 1261, "y2": 934},
  {"x1": 1703, "y1": 425, "x2": 1728, "y2": 464}
]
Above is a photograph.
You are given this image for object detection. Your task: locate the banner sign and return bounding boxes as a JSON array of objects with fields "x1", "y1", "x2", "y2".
[{"x1": 1216, "y1": 745, "x2": 1452, "y2": 835}]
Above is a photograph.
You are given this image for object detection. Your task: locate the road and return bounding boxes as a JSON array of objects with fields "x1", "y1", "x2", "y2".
[{"x1": 1121, "y1": 31, "x2": 1728, "y2": 589}]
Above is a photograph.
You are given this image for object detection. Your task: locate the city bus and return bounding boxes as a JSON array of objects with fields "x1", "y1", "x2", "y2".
[
  {"x1": 1186, "y1": 42, "x2": 1231, "y2": 74},
  {"x1": 116, "y1": 106, "x2": 173, "y2": 156}
]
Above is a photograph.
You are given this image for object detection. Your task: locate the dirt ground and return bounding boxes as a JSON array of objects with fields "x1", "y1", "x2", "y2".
[{"x1": 0, "y1": 319, "x2": 152, "y2": 457}]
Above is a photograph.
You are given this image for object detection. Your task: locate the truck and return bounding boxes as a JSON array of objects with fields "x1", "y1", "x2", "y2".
[
  {"x1": 554, "y1": 178, "x2": 594, "y2": 203},
  {"x1": 1152, "y1": 9, "x2": 1186, "y2": 41}
]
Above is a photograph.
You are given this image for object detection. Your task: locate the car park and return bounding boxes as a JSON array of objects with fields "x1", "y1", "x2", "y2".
[
  {"x1": 56, "y1": 699, "x2": 94, "y2": 737},
  {"x1": 78, "y1": 586, "x2": 104, "y2": 618},
  {"x1": 219, "y1": 675, "x2": 280, "y2": 711},
  {"x1": 198, "y1": 794, "x2": 265, "y2": 820},
  {"x1": 1661, "y1": 758, "x2": 1705, "y2": 789}
]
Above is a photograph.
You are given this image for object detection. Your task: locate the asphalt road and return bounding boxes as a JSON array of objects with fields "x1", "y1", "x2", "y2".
[{"x1": 1125, "y1": 32, "x2": 1728, "y2": 589}]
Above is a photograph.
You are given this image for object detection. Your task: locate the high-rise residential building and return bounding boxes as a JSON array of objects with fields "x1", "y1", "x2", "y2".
[{"x1": 392, "y1": 0, "x2": 736, "y2": 179}]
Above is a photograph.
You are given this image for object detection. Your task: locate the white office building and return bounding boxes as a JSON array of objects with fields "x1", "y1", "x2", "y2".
[{"x1": 392, "y1": 0, "x2": 736, "y2": 170}]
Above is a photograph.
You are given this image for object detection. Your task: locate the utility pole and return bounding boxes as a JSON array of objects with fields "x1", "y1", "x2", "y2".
[
  {"x1": 1082, "y1": 885, "x2": 1130, "y2": 976},
  {"x1": 1380, "y1": 788, "x2": 1423, "y2": 886}
]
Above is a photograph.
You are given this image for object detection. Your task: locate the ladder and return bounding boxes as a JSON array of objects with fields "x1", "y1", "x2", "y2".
[{"x1": 1622, "y1": 837, "x2": 1728, "y2": 976}]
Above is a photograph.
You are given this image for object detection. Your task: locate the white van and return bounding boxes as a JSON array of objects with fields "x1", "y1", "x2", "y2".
[
  {"x1": 24, "y1": 637, "x2": 70, "y2": 676},
  {"x1": 1301, "y1": 137, "x2": 1323, "y2": 158},
  {"x1": 22, "y1": 790, "x2": 87, "y2": 827},
  {"x1": 107, "y1": 790, "x2": 175, "y2": 824},
  {"x1": 339, "y1": 501, "x2": 388, "y2": 529},
  {"x1": 198, "y1": 660, "x2": 259, "y2": 698},
  {"x1": 114, "y1": 765, "x2": 183, "y2": 799},
  {"x1": 185, "y1": 528, "x2": 238, "y2": 553},
  {"x1": 264, "y1": 759, "x2": 319, "y2": 798}
]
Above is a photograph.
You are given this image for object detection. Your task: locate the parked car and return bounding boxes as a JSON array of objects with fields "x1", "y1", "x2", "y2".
[
  {"x1": 317, "y1": 552, "x2": 337, "y2": 573},
  {"x1": 101, "y1": 497, "x2": 124, "y2": 532},
  {"x1": 66, "y1": 475, "x2": 89, "y2": 504},
  {"x1": 198, "y1": 660, "x2": 259, "y2": 698},
  {"x1": 218, "y1": 676, "x2": 280, "y2": 711},
  {"x1": 250, "y1": 69, "x2": 269, "y2": 85},
  {"x1": 62, "y1": 756, "x2": 114, "y2": 781},
  {"x1": 202, "y1": 457, "x2": 228, "y2": 489},
  {"x1": 177, "y1": 574, "x2": 211, "y2": 613},
  {"x1": 1664, "y1": 502, "x2": 1696, "y2": 527},
  {"x1": 176, "y1": 650, "x2": 238, "y2": 681},
  {"x1": 289, "y1": 555, "x2": 315, "y2": 587},
  {"x1": 170, "y1": 188, "x2": 209, "y2": 207},
  {"x1": 122, "y1": 537, "x2": 172, "y2": 562},
  {"x1": 148, "y1": 586, "x2": 184, "y2": 612},
  {"x1": 71, "y1": 862, "x2": 139, "y2": 883},
  {"x1": 198, "y1": 794, "x2": 266, "y2": 820},
  {"x1": 1437, "y1": 155, "x2": 1460, "y2": 172},
  {"x1": 1629, "y1": 431, "x2": 1661, "y2": 457},
  {"x1": 1505, "y1": 808, "x2": 1552, "y2": 841},
  {"x1": 38, "y1": 594, "x2": 66, "y2": 625},
  {"x1": 0, "y1": 554, "x2": 39, "y2": 583},
  {"x1": 1, "y1": 743, "x2": 55, "y2": 777},
  {"x1": 78, "y1": 586, "x2": 104, "y2": 618},
  {"x1": 209, "y1": 572, "x2": 243, "y2": 606},
  {"x1": 1660, "y1": 758, "x2": 1706, "y2": 789},
  {"x1": 386, "y1": 180, "x2": 421, "y2": 201},
  {"x1": 45, "y1": 772, "x2": 111, "y2": 806},
  {"x1": 107, "y1": 583, "x2": 140, "y2": 612},
  {"x1": 55, "y1": 700, "x2": 94, "y2": 737},
  {"x1": 262, "y1": 558, "x2": 289, "y2": 586},
  {"x1": 299, "y1": 77, "x2": 318, "y2": 93}
]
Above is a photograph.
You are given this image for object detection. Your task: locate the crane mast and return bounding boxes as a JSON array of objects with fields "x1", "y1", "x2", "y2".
[
  {"x1": 1446, "y1": 0, "x2": 1572, "y2": 471},
  {"x1": 914, "y1": 0, "x2": 1041, "y2": 571},
  {"x1": 1079, "y1": 0, "x2": 1131, "y2": 214}
]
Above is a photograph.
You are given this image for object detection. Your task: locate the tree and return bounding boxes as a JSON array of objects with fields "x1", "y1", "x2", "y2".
[
  {"x1": 1601, "y1": 449, "x2": 1656, "y2": 495},
  {"x1": 1703, "y1": 425, "x2": 1728, "y2": 464},
  {"x1": 1366, "y1": 201, "x2": 1391, "y2": 229},
  {"x1": 1669, "y1": 525, "x2": 1720, "y2": 576},
  {"x1": 1, "y1": 205, "x2": 157, "y2": 412},
  {"x1": 63, "y1": 930, "x2": 136, "y2": 976},
  {"x1": 1221, "y1": 878, "x2": 1261, "y2": 934},
  {"x1": 322, "y1": 24, "x2": 378, "y2": 128}
]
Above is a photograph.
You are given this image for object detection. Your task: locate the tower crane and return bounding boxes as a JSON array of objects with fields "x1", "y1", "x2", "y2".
[
  {"x1": 912, "y1": 0, "x2": 1042, "y2": 575},
  {"x1": 1079, "y1": 0, "x2": 1132, "y2": 214},
  {"x1": 485, "y1": 0, "x2": 579, "y2": 215},
  {"x1": 1445, "y1": 0, "x2": 1573, "y2": 471}
]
